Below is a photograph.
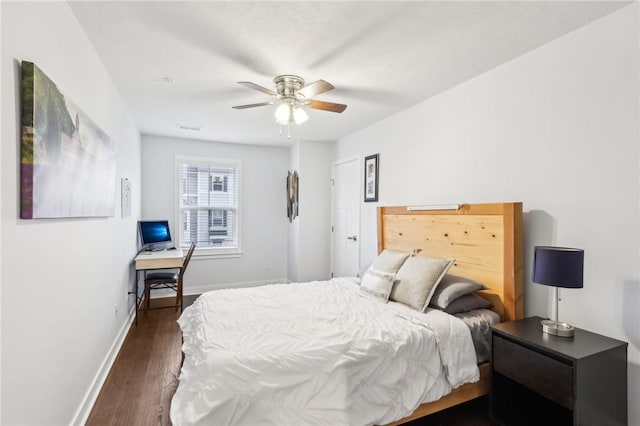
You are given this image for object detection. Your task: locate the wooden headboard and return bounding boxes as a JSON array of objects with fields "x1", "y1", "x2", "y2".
[{"x1": 377, "y1": 202, "x2": 523, "y2": 321}]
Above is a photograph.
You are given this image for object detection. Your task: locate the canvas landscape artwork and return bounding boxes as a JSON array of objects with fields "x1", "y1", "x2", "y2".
[{"x1": 20, "y1": 61, "x2": 116, "y2": 219}]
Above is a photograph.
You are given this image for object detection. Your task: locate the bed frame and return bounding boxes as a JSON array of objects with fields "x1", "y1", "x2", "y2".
[{"x1": 378, "y1": 202, "x2": 523, "y2": 425}]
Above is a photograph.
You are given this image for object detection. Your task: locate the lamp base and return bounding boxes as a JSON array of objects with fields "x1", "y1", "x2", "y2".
[{"x1": 541, "y1": 319, "x2": 575, "y2": 337}]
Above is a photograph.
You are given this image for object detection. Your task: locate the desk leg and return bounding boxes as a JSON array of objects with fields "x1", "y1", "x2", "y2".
[
  {"x1": 128, "y1": 271, "x2": 140, "y2": 326},
  {"x1": 135, "y1": 271, "x2": 139, "y2": 326},
  {"x1": 130, "y1": 270, "x2": 141, "y2": 326}
]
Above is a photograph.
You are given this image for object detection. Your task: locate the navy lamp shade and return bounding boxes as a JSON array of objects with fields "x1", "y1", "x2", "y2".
[{"x1": 533, "y1": 246, "x2": 584, "y2": 337}]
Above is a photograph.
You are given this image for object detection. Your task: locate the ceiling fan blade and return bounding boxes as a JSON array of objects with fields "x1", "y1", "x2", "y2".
[
  {"x1": 232, "y1": 101, "x2": 274, "y2": 110},
  {"x1": 237, "y1": 81, "x2": 276, "y2": 96},
  {"x1": 308, "y1": 100, "x2": 347, "y2": 113},
  {"x1": 297, "y1": 80, "x2": 334, "y2": 98}
]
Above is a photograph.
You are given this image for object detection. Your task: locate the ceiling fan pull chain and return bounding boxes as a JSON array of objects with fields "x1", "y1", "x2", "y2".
[{"x1": 287, "y1": 122, "x2": 291, "y2": 139}]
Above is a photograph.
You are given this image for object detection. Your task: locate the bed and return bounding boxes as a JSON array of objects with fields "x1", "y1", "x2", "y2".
[{"x1": 170, "y1": 202, "x2": 523, "y2": 425}]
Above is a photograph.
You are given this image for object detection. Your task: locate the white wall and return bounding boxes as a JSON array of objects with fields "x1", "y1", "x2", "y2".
[
  {"x1": 141, "y1": 134, "x2": 289, "y2": 292},
  {"x1": 337, "y1": 4, "x2": 639, "y2": 423},
  {"x1": 1, "y1": 3, "x2": 141, "y2": 425},
  {"x1": 0, "y1": 2, "x2": 4, "y2": 422},
  {"x1": 288, "y1": 142, "x2": 300, "y2": 281},
  {"x1": 288, "y1": 141, "x2": 334, "y2": 282}
]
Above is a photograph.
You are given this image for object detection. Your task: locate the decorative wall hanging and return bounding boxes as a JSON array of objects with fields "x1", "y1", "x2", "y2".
[
  {"x1": 20, "y1": 61, "x2": 116, "y2": 219},
  {"x1": 286, "y1": 170, "x2": 299, "y2": 222},
  {"x1": 364, "y1": 154, "x2": 379, "y2": 202}
]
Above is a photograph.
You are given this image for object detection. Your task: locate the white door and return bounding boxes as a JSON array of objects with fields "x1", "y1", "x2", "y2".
[{"x1": 331, "y1": 157, "x2": 360, "y2": 278}]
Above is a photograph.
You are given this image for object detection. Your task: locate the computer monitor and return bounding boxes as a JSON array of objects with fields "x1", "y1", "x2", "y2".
[{"x1": 138, "y1": 220, "x2": 172, "y2": 251}]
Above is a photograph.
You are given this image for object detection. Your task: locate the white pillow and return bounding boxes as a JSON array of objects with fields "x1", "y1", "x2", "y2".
[
  {"x1": 359, "y1": 268, "x2": 396, "y2": 303},
  {"x1": 390, "y1": 255, "x2": 454, "y2": 311},
  {"x1": 358, "y1": 262, "x2": 370, "y2": 278},
  {"x1": 369, "y1": 249, "x2": 411, "y2": 273}
]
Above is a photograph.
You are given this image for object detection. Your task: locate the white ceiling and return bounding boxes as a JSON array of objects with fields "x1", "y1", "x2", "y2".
[{"x1": 69, "y1": 1, "x2": 630, "y2": 147}]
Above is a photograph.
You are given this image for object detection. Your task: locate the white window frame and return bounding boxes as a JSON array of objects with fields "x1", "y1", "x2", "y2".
[{"x1": 175, "y1": 156, "x2": 243, "y2": 259}]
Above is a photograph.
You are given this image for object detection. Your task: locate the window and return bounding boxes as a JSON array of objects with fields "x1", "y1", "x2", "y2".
[{"x1": 176, "y1": 157, "x2": 241, "y2": 255}]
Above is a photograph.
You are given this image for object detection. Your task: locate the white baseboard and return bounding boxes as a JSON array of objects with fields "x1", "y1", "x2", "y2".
[
  {"x1": 147, "y1": 279, "x2": 286, "y2": 299},
  {"x1": 185, "y1": 279, "x2": 288, "y2": 296},
  {"x1": 70, "y1": 309, "x2": 135, "y2": 426}
]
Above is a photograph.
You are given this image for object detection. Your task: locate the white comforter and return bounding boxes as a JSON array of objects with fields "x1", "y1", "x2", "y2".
[{"x1": 170, "y1": 278, "x2": 479, "y2": 426}]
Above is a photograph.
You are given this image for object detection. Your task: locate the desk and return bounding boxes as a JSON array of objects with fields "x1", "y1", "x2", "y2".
[
  {"x1": 135, "y1": 248, "x2": 184, "y2": 270},
  {"x1": 133, "y1": 249, "x2": 184, "y2": 325}
]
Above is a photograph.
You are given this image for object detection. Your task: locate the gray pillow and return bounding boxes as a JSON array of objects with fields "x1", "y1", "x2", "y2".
[
  {"x1": 369, "y1": 249, "x2": 411, "y2": 273},
  {"x1": 429, "y1": 274, "x2": 487, "y2": 310},
  {"x1": 390, "y1": 255, "x2": 454, "y2": 311},
  {"x1": 444, "y1": 293, "x2": 492, "y2": 314}
]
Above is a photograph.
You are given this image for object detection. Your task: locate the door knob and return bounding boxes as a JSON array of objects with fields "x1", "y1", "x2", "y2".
[{"x1": 347, "y1": 236, "x2": 357, "y2": 241}]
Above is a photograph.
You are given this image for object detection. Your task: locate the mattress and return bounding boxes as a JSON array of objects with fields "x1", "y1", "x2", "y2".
[
  {"x1": 455, "y1": 308, "x2": 501, "y2": 363},
  {"x1": 170, "y1": 277, "x2": 480, "y2": 426}
]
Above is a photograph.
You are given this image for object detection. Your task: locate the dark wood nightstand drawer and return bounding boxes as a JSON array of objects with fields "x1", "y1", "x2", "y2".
[
  {"x1": 493, "y1": 335, "x2": 573, "y2": 409},
  {"x1": 491, "y1": 317, "x2": 628, "y2": 426}
]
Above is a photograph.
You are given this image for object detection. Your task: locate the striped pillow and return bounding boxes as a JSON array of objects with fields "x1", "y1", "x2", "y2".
[{"x1": 360, "y1": 268, "x2": 396, "y2": 303}]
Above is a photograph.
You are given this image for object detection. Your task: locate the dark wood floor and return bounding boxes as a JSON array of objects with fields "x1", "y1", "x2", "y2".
[
  {"x1": 88, "y1": 296, "x2": 492, "y2": 425},
  {"x1": 404, "y1": 397, "x2": 492, "y2": 426},
  {"x1": 86, "y1": 296, "x2": 196, "y2": 426}
]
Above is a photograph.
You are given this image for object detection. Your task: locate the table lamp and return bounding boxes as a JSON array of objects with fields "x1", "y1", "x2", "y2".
[{"x1": 533, "y1": 246, "x2": 584, "y2": 337}]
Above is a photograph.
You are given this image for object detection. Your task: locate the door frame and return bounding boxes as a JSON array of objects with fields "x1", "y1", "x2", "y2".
[{"x1": 330, "y1": 155, "x2": 361, "y2": 278}]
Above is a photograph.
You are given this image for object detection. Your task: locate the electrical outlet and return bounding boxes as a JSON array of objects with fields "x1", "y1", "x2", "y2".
[{"x1": 265, "y1": 261, "x2": 272, "y2": 271}]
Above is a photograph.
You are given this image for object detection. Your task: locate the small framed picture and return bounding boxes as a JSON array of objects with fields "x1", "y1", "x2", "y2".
[{"x1": 364, "y1": 154, "x2": 379, "y2": 202}]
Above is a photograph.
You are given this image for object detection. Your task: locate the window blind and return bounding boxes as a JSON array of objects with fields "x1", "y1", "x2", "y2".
[{"x1": 176, "y1": 158, "x2": 240, "y2": 252}]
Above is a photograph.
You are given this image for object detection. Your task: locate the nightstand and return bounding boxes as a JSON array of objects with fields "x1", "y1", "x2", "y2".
[{"x1": 490, "y1": 316, "x2": 627, "y2": 426}]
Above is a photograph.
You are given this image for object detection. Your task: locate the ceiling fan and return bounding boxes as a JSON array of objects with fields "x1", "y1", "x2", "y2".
[{"x1": 232, "y1": 75, "x2": 347, "y2": 128}]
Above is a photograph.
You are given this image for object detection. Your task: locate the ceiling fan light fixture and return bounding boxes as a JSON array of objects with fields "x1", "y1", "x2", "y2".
[
  {"x1": 293, "y1": 107, "x2": 308, "y2": 124},
  {"x1": 274, "y1": 103, "x2": 291, "y2": 125},
  {"x1": 235, "y1": 74, "x2": 346, "y2": 133}
]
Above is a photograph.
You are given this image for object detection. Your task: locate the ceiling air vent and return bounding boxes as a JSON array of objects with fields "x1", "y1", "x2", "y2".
[{"x1": 178, "y1": 124, "x2": 201, "y2": 131}]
